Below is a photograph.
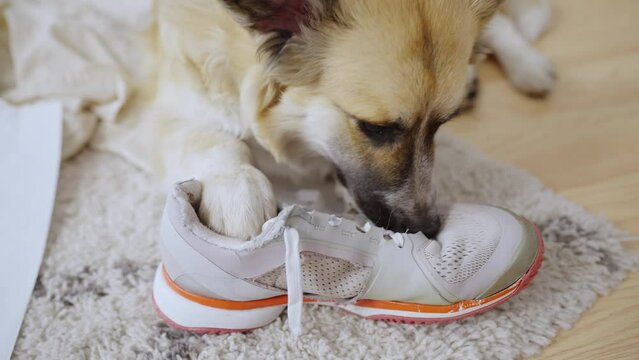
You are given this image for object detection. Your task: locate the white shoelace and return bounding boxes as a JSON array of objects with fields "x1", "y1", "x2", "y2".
[
  {"x1": 281, "y1": 221, "x2": 404, "y2": 336},
  {"x1": 283, "y1": 227, "x2": 303, "y2": 336}
]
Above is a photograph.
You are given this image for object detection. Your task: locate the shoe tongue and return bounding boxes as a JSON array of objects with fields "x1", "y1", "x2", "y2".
[
  {"x1": 261, "y1": 217, "x2": 280, "y2": 233},
  {"x1": 259, "y1": 205, "x2": 298, "y2": 235}
]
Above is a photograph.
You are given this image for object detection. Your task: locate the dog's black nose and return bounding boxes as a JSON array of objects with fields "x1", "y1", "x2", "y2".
[
  {"x1": 411, "y1": 213, "x2": 442, "y2": 239},
  {"x1": 385, "y1": 212, "x2": 442, "y2": 238},
  {"x1": 356, "y1": 195, "x2": 442, "y2": 237}
]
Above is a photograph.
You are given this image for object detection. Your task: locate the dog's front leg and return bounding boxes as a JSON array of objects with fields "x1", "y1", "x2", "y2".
[{"x1": 163, "y1": 127, "x2": 277, "y2": 240}]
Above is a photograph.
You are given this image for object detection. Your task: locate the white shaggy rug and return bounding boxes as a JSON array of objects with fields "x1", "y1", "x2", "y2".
[{"x1": 13, "y1": 133, "x2": 637, "y2": 360}]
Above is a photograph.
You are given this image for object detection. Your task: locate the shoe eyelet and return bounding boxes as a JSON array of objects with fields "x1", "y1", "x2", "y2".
[
  {"x1": 354, "y1": 221, "x2": 372, "y2": 234},
  {"x1": 327, "y1": 214, "x2": 342, "y2": 227}
]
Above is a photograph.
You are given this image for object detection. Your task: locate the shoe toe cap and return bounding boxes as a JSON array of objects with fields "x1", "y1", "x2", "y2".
[
  {"x1": 477, "y1": 214, "x2": 540, "y2": 298},
  {"x1": 423, "y1": 204, "x2": 542, "y2": 301}
]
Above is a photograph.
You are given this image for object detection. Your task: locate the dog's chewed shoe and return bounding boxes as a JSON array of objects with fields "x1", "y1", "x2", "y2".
[{"x1": 152, "y1": 180, "x2": 544, "y2": 334}]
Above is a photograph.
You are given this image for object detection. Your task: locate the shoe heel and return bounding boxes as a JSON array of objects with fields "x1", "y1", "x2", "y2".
[{"x1": 152, "y1": 264, "x2": 285, "y2": 333}]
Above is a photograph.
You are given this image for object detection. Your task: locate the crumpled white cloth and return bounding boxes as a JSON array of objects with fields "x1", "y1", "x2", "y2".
[{"x1": 0, "y1": 0, "x2": 154, "y2": 158}]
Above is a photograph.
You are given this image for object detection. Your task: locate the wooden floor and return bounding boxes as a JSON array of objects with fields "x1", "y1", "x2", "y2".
[{"x1": 446, "y1": 0, "x2": 639, "y2": 358}]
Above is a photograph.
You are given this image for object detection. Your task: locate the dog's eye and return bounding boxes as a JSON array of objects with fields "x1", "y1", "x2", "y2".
[{"x1": 357, "y1": 121, "x2": 402, "y2": 144}]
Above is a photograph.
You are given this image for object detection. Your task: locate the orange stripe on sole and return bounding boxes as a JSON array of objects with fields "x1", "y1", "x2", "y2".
[
  {"x1": 162, "y1": 265, "x2": 289, "y2": 310},
  {"x1": 162, "y1": 265, "x2": 519, "y2": 314},
  {"x1": 353, "y1": 282, "x2": 518, "y2": 313}
]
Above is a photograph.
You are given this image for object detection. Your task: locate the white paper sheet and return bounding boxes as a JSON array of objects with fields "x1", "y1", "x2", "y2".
[{"x1": 0, "y1": 101, "x2": 63, "y2": 360}]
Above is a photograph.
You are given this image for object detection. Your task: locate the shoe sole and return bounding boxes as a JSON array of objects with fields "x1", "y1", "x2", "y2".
[{"x1": 152, "y1": 219, "x2": 544, "y2": 333}]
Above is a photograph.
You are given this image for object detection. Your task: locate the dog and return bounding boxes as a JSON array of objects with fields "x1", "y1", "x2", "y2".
[{"x1": 133, "y1": 0, "x2": 555, "y2": 240}]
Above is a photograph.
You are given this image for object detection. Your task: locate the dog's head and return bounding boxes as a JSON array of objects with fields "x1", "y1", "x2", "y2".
[{"x1": 224, "y1": 0, "x2": 501, "y2": 236}]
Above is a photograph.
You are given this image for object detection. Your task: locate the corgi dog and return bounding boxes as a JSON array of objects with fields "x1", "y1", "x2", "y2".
[{"x1": 128, "y1": 0, "x2": 555, "y2": 239}]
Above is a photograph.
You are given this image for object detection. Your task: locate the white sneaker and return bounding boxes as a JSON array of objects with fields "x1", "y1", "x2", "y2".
[{"x1": 152, "y1": 180, "x2": 543, "y2": 334}]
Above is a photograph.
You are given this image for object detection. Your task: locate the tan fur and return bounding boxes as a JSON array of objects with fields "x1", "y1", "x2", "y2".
[{"x1": 141, "y1": 0, "x2": 549, "y2": 238}]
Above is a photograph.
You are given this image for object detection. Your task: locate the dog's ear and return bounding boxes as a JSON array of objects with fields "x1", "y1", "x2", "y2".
[
  {"x1": 221, "y1": 0, "x2": 338, "y2": 86},
  {"x1": 220, "y1": 0, "x2": 310, "y2": 34},
  {"x1": 469, "y1": 0, "x2": 504, "y2": 23}
]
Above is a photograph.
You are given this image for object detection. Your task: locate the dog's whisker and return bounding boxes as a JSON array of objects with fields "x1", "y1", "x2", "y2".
[{"x1": 386, "y1": 208, "x2": 397, "y2": 230}]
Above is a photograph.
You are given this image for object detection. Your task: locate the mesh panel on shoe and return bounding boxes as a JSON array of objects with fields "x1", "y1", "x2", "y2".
[
  {"x1": 253, "y1": 252, "x2": 371, "y2": 298},
  {"x1": 425, "y1": 211, "x2": 500, "y2": 284}
]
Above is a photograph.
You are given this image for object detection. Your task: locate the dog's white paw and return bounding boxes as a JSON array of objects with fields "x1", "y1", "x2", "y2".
[
  {"x1": 198, "y1": 165, "x2": 277, "y2": 240},
  {"x1": 504, "y1": 49, "x2": 556, "y2": 97}
]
